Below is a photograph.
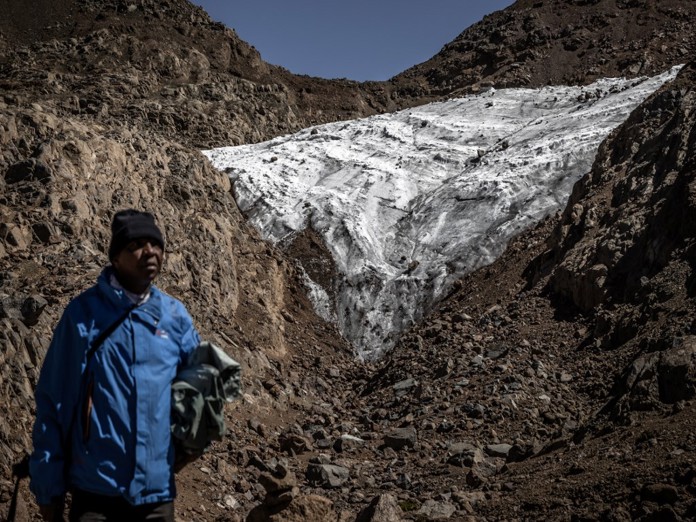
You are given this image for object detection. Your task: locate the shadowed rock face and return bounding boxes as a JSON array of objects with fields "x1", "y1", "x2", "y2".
[
  {"x1": 3, "y1": 0, "x2": 696, "y2": 520},
  {"x1": 548, "y1": 62, "x2": 696, "y2": 319},
  {"x1": 393, "y1": 0, "x2": 696, "y2": 96}
]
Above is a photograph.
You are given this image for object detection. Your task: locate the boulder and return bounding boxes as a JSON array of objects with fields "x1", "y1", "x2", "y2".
[
  {"x1": 355, "y1": 494, "x2": 404, "y2": 522},
  {"x1": 658, "y1": 338, "x2": 696, "y2": 403},
  {"x1": 416, "y1": 500, "x2": 457, "y2": 520},
  {"x1": 246, "y1": 494, "x2": 337, "y2": 522},
  {"x1": 305, "y1": 463, "x2": 350, "y2": 488},
  {"x1": 383, "y1": 428, "x2": 417, "y2": 451}
]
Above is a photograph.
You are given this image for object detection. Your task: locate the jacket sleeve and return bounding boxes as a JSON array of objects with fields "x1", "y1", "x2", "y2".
[
  {"x1": 29, "y1": 304, "x2": 86, "y2": 505},
  {"x1": 178, "y1": 303, "x2": 201, "y2": 367}
]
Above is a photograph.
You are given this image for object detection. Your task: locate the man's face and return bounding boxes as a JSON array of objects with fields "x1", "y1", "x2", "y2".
[{"x1": 112, "y1": 238, "x2": 164, "y2": 292}]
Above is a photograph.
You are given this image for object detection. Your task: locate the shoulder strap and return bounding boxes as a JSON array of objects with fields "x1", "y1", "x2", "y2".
[
  {"x1": 64, "y1": 304, "x2": 137, "y2": 450},
  {"x1": 85, "y1": 304, "x2": 137, "y2": 365}
]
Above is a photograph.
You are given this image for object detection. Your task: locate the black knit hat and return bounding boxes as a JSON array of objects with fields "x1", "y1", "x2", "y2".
[{"x1": 108, "y1": 209, "x2": 165, "y2": 260}]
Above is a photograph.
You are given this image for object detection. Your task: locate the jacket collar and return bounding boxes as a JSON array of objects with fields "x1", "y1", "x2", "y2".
[{"x1": 97, "y1": 267, "x2": 163, "y2": 321}]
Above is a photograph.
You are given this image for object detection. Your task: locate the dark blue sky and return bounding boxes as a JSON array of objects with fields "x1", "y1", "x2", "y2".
[{"x1": 194, "y1": 1, "x2": 516, "y2": 82}]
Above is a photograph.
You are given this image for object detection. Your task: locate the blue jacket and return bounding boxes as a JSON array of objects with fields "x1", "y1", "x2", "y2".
[{"x1": 30, "y1": 268, "x2": 200, "y2": 505}]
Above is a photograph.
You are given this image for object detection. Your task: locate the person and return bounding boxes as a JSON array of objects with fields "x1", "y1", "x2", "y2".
[{"x1": 29, "y1": 209, "x2": 201, "y2": 521}]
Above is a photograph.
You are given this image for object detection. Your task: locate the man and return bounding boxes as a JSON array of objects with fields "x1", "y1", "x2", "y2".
[{"x1": 30, "y1": 209, "x2": 200, "y2": 521}]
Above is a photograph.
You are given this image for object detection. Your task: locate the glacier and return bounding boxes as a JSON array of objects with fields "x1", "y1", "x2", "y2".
[{"x1": 204, "y1": 66, "x2": 681, "y2": 359}]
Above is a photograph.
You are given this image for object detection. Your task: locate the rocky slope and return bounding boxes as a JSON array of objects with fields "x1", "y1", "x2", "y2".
[
  {"x1": 0, "y1": 0, "x2": 397, "y2": 150},
  {"x1": 347, "y1": 61, "x2": 696, "y2": 521},
  {"x1": 2, "y1": 0, "x2": 696, "y2": 520},
  {"x1": 393, "y1": 0, "x2": 696, "y2": 97},
  {"x1": 211, "y1": 61, "x2": 696, "y2": 522},
  {"x1": 0, "y1": 0, "x2": 363, "y2": 515},
  {"x1": 162, "y1": 62, "x2": 696, "y2": 517}
]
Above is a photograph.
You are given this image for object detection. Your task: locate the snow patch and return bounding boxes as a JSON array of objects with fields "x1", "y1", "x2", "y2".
[
  {"x1": 204, "y1": 66, "x2": 681, "y2": 359},
  {"x1": 300, "y1": 268, "x2": 337, "y2": 324}
]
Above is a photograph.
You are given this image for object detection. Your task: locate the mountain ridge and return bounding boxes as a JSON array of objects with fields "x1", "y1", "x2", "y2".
[{"x1": 394, "y1": 0, "x2": 695, "y2": 96}]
